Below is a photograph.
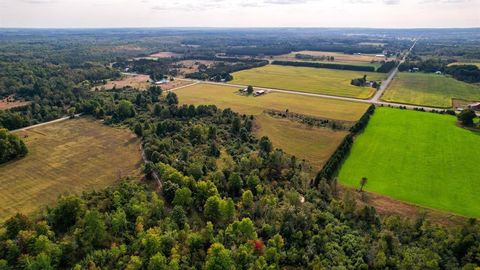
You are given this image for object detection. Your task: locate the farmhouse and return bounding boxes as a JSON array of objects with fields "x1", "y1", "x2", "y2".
[
  {"x1": 467, "y1": 102, "x2": 480, "y2": 111},
  {"x1": 155, "y1": 78, "x2": 169, "y2": 85}
]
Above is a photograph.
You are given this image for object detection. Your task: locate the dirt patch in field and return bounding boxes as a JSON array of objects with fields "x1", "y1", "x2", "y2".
[
  {"x1": 150, "y1": 51, "x2": 182, "y2": 58},
  {"x1": 338, "y1": 185, "x2": 466, "y2": 227},
  {"x1": 160, "y1": 80, "x2": 195, "y2": 91},
  {"x1": 174, "y1": 60, "x2": 214, "y2": 77},
  {"x1": 0, "y1": 96, "x2": 29, "y2": 110},
  {"x1": 93, "y1": 74, "x2": 151, "y2": 91},
  {"x1": 452, "y1": 98, "x2": 480, "y2": 109}
]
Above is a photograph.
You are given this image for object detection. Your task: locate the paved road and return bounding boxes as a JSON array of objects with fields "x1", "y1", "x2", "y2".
[{"x1": 371, "y1": 39, "x2": 417, "y2": 102}]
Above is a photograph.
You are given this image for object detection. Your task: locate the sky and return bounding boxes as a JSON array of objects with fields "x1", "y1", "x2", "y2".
[{"x1": 0, "y1": 0, "x2": 478, "y2": 28}]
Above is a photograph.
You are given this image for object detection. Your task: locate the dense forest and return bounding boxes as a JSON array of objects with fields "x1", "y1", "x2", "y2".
[
  {"x1": 0, "y1": 128, "x2": 28, "y2": 164},
  {"x1": 1, "y1": 89, "x2": 479, "y2": 269}
]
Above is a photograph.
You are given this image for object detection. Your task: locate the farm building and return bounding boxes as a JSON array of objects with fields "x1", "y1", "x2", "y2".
[
  {"x1": 155, "y1": 79, "x2": 169, "y2": 85},
  {"x1": 254, "y1": 90, "x2": 265, "y2": 97},
  {"x1": 467, "y1": 102, "x2": 480, "y2": 111}
]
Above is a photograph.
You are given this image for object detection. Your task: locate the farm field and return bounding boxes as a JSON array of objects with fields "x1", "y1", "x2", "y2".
[
  {"x1": 254, "y1": 114, "x2": 348, "y2": 170},
  {"x1": 94, "y1": 74, "x2": 151, "y2": 91},
  {"x1": 338, "y1": 108, "x2": 480, "y2": 217},
  {"x1": 447, "y1": 62, "x2": 480, "y2": 68},
  {"x1": 0, "y1": 118, "x2": 142, "y2": 221},
  {"x1": 273, "y1": 50, "x2": 391, "y2": 68},
  {"x1": 175, "y1": 83, "x2": 370, "y2": 121},
  {"x1": 382, "y1": 72, "x2": 480, "y2": 108},
  {"x1": 230, "y1": 65, "x2": 385, "y2": 99}
]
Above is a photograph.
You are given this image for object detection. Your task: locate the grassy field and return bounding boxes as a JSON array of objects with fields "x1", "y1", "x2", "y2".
[
  {"x1": 274, "y1": 50, "x2": 391, "y2": 68},
  {"x1": 0, "y1": 118, "x2": 142, "y2": 221},
  {"x1": 254, "y1": 114, "x2": 348, "y2": 170},
  {"x1": 230, "y1": 65, "x2": 385, "y2": 99},
  {"x1": 338, "y1": 108, "x2": 480, "y2": 217},
  {"x1": 448, "y1": 62, "x2": 480, "y2": 68},
  {"x1": 382, "y1": 72, "x2": 480, "y2": 108},
  {"x1": 175, "y1": 83, "x2": 370, "y2": 121},
  {"x1": 93, "y1": 74, "x2": 151, "y2": 91}
]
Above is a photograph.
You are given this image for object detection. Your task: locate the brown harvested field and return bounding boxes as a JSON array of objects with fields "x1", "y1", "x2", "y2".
[
  {"x1": 175, "y1": 83, "x2": 369, "y2": 122},
  {"x1": 175, "y1": 60, "x2": 214, "y2": 77},
  {"x1": 0, "y1": 117, "x2": 143, "y2": 221},
  {"x1": 93, "y1": 74, "x2": 151, "y2": 91},
  {"x1": 160, "y1": 80, "x2": 195, "y2": 91},
  {"x1": 254, "y1": 114, "x2": 348, "y2": 170},
  {"x1": 452, "y1": 98, "x2": 480, "y2": 109}
]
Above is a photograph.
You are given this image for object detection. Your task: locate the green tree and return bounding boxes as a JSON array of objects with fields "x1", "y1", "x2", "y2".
[
  {"x1": 228, "y1": 172, "x2": 243, "y2": 196},
  {"x1": 148, "y1": 253, "x2": 168, "y2": 270},
  {"x1": 116, "y1": 100, "x2": 135, "y2": 120},
  {"x1": 247, "y1": 85, "x2": 254, "y2": 95},
  {"x1": 359, "y1": 177, "x2": 368, "y2": 192},
  {"x1": 259, "y1": 136, "x2": 273, "y2": 154},
  {"x1": 134, "y1": 123, "x2": 143, "y2": 137},
  {"x1": 80, "y1": 210, "x2": 107, "y2": 249},
  {"x1": 48, "y1": 196, "x2": 84, "y2": 233},
  {"x1": 204, "y1": 243, "x2": 235, "y2": 270},
  {"x1": 166, "y1": 92, "x2": 178, "y2": 105},
  {"x1": 173, "y1": 187, "x2": 193, "y2": 208},
  {"x1": 458, "y1": 109, "x2": 476, "y2": 126}
]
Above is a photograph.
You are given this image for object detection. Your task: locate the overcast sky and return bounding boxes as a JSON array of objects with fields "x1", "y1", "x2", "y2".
[{"x1": 0, "y1": 0, "x2": 478, "y2": 28}]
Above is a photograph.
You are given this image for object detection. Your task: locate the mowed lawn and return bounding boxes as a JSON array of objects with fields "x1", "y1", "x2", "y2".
[
  {"x1": 255, "y1": 114, "x2": 348, "y2": 170},
  {"x1": 338, "y1": 108, "x2": 480, "y2": 217},
  {"x1": 175, "y1": 83, "x2": 370, "y2": 121},
  {"x1": 230, "y1": 65, "x2": 385, "y2": 99},
  {"x1": 382, "y1": 72, "x2": 480, "y2": 108},
  {"x1": 0, "y1": 118, "x2": 142, "y2": 221}
]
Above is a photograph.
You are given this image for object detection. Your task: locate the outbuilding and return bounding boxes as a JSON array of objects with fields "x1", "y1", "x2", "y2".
[
  {"x1": 467, "y1": 102, "x2": 480, "y2": 111},
  {"x1": 254, "y1": 90, "x2": 265, "y2": 97}
]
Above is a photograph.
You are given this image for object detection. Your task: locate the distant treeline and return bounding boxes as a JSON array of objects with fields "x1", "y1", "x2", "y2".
[
  {"x1": 399, "y1": 58, "x2": 480, "y2": 83},
  {"x1": 186, "y1": 60, "x2": 268, "y2": 81},
  {"x1": 376, "y1": 61, "x2": 397, "y2": 73},
  {"x1": 271, "y1": 60, "x2": 375, "y2": 72},
  {"x1": 445, "y1": 65, "x2": 480, "y2": 83},
  {"x1": 225, "y1": 44, "x2": 385, "y2": 57}
]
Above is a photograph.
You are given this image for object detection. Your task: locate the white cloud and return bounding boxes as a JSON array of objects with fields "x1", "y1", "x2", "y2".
[{"x1": 0, "y1": 0, "x2": 478, "y2": 28}]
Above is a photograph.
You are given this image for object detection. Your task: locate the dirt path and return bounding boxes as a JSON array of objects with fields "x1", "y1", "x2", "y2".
[
  {"x1": 338, "y1": 185, "x2": 466, "y2": 227},
  {"x1": 11, "y1": 114, "x2": 83, "y2": 133}
]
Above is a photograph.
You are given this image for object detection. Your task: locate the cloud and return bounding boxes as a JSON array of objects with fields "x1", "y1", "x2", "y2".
[
  {"x1": 20, "y1": 0, "x2": 55, "y2": 3},
  {"x1": 263, "y1": 0, "x2": 310, "y2": 4},
  {"x1": 419, "y1": 0, "x2": 469, "y2": 3},
  {"x1": 383, "y1": 0, "x2": 400, "y2": 4}
]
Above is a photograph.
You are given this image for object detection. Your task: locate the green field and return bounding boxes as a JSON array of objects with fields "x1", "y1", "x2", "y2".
[
  {"x1": 382, "y1": 72, "x2": 480, "y2": 108},
  {"x1": 255, "y1": 114, "x2": 348, "y2": 170},
  {"x1": 338, "y1": 108, "x2": 480, "y2": 217},
  {"x1": 176, "y1": 83, "x2": 370, "y2": 121},
  {"x1": 230, "y1": 65, "x2": 385, "y2": 99},
  {"x1": 0, "y1": 118, "x2": 142, "y2": 221}
]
